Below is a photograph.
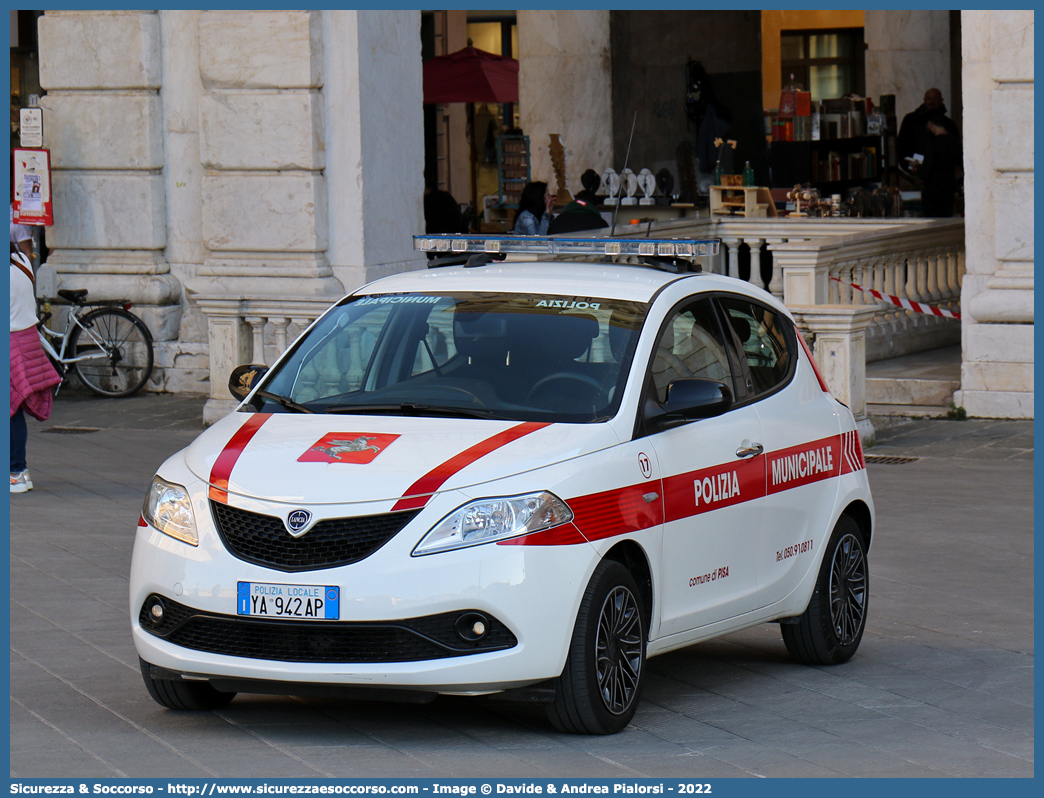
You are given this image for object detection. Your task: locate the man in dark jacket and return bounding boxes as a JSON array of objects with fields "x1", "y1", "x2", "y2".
[
  {"x1": 917, "y1": 113, "x2": 963, "y2": 217},
  {"x1": 898, "y1": 88, "x2": 960, "y2": 162}
]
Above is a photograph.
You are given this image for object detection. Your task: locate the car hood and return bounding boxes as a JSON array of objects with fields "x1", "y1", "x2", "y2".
[{"x1": 183, "y1": 411, "x2": 622, "y2": 507}]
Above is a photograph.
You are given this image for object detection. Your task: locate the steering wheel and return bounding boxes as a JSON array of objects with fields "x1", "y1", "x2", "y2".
[{"x1": 526, "y1": 372, "x2": 603, "y2": 403}]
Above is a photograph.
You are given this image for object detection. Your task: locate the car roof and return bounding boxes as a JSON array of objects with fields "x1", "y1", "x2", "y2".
[{"x1": 353, "y1": 261, "x2": 763, "y2": 305}]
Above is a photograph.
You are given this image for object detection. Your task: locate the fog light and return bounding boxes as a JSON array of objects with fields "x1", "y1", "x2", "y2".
[
  {"x1": 455, "y1": 612, "x2": 489, "y2": 642},
  {"x1": 148, "y1": 597, "x2": 165, "y2": 622}
]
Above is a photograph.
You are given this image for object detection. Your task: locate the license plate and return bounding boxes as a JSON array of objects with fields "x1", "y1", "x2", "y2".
[{"x1": 237, "y1": 581, "x2": 340, "y2": 620}]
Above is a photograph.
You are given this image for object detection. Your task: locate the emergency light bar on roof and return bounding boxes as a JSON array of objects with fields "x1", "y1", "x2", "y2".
[{"x1": 413, "y1": 234, "x2": 720, "y2": 260}]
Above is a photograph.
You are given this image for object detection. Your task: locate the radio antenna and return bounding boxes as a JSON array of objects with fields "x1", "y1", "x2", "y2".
[{"x1": 610, "y1": 111, "x2": 638, "y2": 238}]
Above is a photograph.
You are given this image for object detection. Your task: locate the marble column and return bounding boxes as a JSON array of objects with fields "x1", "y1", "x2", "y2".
[
  {"x1": 195, "y1": 10, "x2": 426, "y2": 423},
  {"x1": 517, "y1": 10, "x2": 614, "y2": 196},
  {"x1": 37, "y1": 11, "x2": 181, "y2": 345},
  {"x1": 323, "y1": 10, "x2": 427, "y2": 292},
  {"x1": 956, "y1": 10, "x2": 1035, "y2": 417},
  {"x1": 194, "y1": 10, "x2": 342, "y2": 297},
  {"x1": 954, "y1": 10, "x2": 1034, "y2": 419},
  {"x1": 865, "y1": 11, "x2": 952, "y2": 123}
]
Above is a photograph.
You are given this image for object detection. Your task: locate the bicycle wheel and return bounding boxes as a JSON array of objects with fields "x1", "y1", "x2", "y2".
[{"x1": 69, "y1": 307, "x2": 154, "y2": 397}]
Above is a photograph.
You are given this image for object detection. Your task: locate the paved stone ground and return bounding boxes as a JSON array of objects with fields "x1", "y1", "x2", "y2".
[{"x1": 9, "y1": 396, "x2": 1034, "y2": 778}]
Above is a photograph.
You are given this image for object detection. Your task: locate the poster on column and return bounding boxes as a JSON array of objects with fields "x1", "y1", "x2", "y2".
[{"x1": 13, "y1": 147, "x2": 54, "y2": 226}]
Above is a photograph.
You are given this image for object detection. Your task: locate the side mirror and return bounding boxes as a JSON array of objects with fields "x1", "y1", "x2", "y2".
[
  {"x1": 662, "y1": 377, "x2": 733, "y2": 419},
  {"x1": 228, "y1": 364, "x2": 269, "y2": 401}
]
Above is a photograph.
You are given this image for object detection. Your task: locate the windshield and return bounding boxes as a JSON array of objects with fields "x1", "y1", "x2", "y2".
[{"x1": 256, "y1": 291, "x2": 649, "y2": 423}]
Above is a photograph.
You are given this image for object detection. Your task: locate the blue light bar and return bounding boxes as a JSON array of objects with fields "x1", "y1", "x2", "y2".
[{"x1": 413, "y1": 234, "x2": 720, "y2": 259}]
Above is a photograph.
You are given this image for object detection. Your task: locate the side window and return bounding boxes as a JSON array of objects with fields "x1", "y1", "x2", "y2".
[
  {"x1": 650, "y1": 298, "x2": 734, "y2": 403},
  {"x1": 718, "y1": 296, "x2": 793, "y2": 397}
]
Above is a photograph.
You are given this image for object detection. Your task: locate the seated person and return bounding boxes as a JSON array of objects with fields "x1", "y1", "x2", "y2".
[
  {"x1": 546, "y1": 198, "x2": 608, "y2": 235},
  {"x1": 424, "y1": 186, "x2": 463, "y2": 234}
]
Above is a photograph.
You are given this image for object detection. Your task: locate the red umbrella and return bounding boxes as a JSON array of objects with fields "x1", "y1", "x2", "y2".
[{"x1": 423, "y1": 46, "x2": 519, "y2": 104}]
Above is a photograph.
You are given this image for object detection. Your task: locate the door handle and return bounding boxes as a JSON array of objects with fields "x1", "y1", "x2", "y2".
[{"x1": 736, "y1": 441, "x2": 764, "y2": 459}]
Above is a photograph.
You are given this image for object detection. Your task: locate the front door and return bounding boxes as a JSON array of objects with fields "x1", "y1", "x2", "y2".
[
  {"x1": 645, "y1": 298, "x2": 767, "y2": 637},
  {"x1": 716, "y1": 294, "x2": 843, "y2": 605}
]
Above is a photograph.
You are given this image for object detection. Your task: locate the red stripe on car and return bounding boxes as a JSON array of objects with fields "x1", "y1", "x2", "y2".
[
  {"x1": 839, "y1": 430, "x2": 867, "y2": 475},
  {"x1": 570, "y1": 483, "x2": 664, "y2": 540},
  {"x1": 497, "y1": 521, "x2": 588, "y2": 547},
  {"x1": 663, "y1": 455, "x2": 766, "y2": 523},
  {"x1": 766, "y1": 435, "x2": 842, "y2": 494},
  {"x1": 208, "y1": 413, "x2": 273, "y2": 503},
  {"x1": 501, "y1": 433, "x2": 856, "y2": 547},
  {"x1": 392, "y1": 422, "x2": 551, "y2": 511}
]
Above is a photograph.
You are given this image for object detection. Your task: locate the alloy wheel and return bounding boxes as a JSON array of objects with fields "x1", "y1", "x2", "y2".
[
  {"x1": 594, "y1": 586, "x2": 643, "y2": 714},
  {"x1": 829, "y1": 532, "x2": 867, "y2": 645}
]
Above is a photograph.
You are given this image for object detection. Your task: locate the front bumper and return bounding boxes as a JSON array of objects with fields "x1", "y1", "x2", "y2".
[{"x1": 130, "y1": 481, "x2": 600, "y2": 694}]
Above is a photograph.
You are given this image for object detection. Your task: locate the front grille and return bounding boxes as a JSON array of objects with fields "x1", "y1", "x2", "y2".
[
  {"x1": 211, "y1": 501, "x2": 419, "y2": 572},
  {"x1": 139, "y1": 596, "x2": 517, "y2": 663}
]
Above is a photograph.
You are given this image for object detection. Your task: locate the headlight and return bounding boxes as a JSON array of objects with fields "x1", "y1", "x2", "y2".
[
  {"x1": 412, "y1": 491, "x2": 573, "y2": 556},
  {"x1": 142, "y1": 477, "x2": 198, "y2": 546}
]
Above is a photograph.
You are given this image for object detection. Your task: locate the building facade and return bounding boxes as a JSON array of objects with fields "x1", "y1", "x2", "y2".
[{"x1": 29, "y1": 9, "x2": 1033, "y2": 419}]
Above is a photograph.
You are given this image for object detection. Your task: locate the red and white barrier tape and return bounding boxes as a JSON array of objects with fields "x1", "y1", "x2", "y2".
[{"x1": 830, "y1": 277, "x2": 961, "y2": 319}]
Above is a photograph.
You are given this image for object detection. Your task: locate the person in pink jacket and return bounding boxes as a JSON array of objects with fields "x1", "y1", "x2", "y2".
[{"x1": 10, "y1": 243, "x2": 60, "y2": 493}]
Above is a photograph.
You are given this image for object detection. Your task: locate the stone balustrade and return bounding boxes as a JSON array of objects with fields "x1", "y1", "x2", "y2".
[
  {"x1": 604, "y1": 216, "x2": 965, "y2": 437},
  {"x1": 196, "y1": 295, "x2": 337, "y2": 425},
  {"x1": 197, "y1": 217, "x2": 965, "y2": 435}
]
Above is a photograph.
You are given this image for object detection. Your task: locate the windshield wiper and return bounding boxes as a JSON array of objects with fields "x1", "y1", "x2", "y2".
[
  {"x1": 255, "y1": 390, "x2": 315, "y2": 414},
  {"x1": 325, "y1": 402, "x2": 497, "y2": 419}
]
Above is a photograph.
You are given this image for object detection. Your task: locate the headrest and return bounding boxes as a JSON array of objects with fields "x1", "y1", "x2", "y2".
[
  {"x1": 453, "y1": 312, "x2": 508, "y2": 361},
  {"x1": 518, "y1": 313, "x2": 599, "y2": 362},
  {"x1": 729, "y1": 316, "x2": 751, "y2": 343}
]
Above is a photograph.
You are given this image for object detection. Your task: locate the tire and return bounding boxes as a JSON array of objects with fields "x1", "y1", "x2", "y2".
[
  {"x1": 70, "y1": 308, "x2": 154, "y2": 397},
  {"x1": 547, "y1": 561, "x2": 646, "y2": 734},
  {"x1": 139, "y1": 658, "x2": 236, "y2": 711},
  {"x1": 782, "y1": 515, "x2": 869, "y2": 665}
]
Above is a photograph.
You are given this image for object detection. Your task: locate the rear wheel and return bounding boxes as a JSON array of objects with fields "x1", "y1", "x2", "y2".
[
  {"x1": 139, "y1": 658, "x2": 236, "y2": 711},
  {"x1": 70, "y1": 308, "x2": 154, "y2": 397},
  {"x1": 547, "y1": 561, "x2": 646, "y2": 734},
  {"x1": 782, "y1": 515, "x2": 869, "y2": 665}
]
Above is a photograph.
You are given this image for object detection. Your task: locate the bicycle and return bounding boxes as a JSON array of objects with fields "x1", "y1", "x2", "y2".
[{"x1": 37, "y1": 289, "x2": 155, "y2": 398}]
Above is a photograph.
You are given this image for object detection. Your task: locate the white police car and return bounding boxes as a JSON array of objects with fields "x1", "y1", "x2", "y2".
[{"x1": 132, "y1": 235, "x2": 872, "y2": 734}]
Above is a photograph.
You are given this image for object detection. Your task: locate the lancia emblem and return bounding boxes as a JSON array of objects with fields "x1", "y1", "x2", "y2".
[{"x1": 286, "y1": 509, "x2": 313, "y2": 536}]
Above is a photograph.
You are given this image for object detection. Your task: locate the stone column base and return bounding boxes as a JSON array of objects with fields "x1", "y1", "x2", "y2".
[
  {"x1": 203, "y1": 398, "x2": 241, "y2": 427},
  {"x1": 196, "y1": 294, "x2": 342, "y2": 426},
  {"x1": 952, "y1": 390, "x2": 1033, "y2": 419}
]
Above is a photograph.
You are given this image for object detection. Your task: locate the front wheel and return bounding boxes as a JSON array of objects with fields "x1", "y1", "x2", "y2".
[
  {"x1": 70, "y1": 308, "x2": 154, "y2": 397},
  {"x1": 139, "y1": 658, "x2": 236, "y2": 711},
  {"x1": 547, "y1": 560, "x2": 646, "y2": 734},
  {"x1": 782, "y1": 515, "x2": 869, "y2": 665}
]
